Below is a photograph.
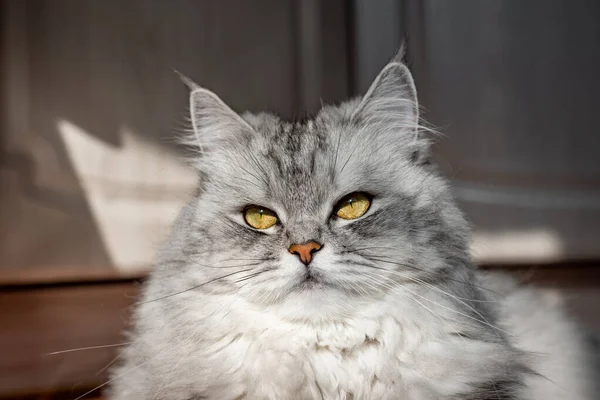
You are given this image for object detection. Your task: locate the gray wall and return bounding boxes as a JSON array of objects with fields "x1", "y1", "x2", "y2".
[
  {"x1": 0, "y1": 0, "x2": 349, "y2": 276},
  {"x1": 353, "y1": 0, "x2": 600, "y2": 262}
]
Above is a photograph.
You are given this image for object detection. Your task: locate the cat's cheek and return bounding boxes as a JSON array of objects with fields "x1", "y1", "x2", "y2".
[{"x1": 307, "y1": 246, "x2": 338, "y2": 274}]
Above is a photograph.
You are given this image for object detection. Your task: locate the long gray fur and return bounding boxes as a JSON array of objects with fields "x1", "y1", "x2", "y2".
[{"x1": 109, "y1": 52, "x2": 598, "y2": 399}]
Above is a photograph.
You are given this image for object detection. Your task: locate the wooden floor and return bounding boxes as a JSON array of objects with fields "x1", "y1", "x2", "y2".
[
  {"x1": 0, "y1": 282, "x2": 137, "y2": 400},
  {"x1": 1, "y1": 265, "x2": 599, "y2": 399}
]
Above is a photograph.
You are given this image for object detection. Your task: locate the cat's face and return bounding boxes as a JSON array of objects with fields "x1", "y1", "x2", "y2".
[{"x1": 178, "y1": 60, "x2": 470, "y2": 320}]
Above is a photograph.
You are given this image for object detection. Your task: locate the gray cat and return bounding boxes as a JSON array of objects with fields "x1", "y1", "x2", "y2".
[{"x1": 109, "y1": 52, "x2": 598, "y2": 399}]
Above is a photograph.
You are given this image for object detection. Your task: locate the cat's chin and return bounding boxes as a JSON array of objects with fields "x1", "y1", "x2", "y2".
[{"x1": 275, "y1": 287, "x2": 358, "y2": 323}]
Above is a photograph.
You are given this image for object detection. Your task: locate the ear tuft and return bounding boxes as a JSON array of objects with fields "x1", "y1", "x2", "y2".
[
  {"x1": 391, "y1": 43, "x2": 407, "y2": 64},
  {"x1": 174, "y1": 70, "x2": 200, "y2": 90}
]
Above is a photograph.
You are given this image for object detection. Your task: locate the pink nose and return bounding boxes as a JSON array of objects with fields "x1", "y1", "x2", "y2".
[{"x1": 289, "y1": 241, "x2": 322, "y2": 265}]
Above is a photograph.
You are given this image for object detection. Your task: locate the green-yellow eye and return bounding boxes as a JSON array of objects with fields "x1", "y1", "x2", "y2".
[
  {"x1": 335, "y1": 192, "x2": 371, "y2": 220},
  {"x1": 244, "y1": 206, "x2": 278, "y2": 229}
]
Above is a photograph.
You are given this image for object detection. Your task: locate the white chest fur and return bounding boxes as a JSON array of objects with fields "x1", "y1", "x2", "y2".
[{"x1": 134, "y1": 292, "x2": 514, "y2": 400}]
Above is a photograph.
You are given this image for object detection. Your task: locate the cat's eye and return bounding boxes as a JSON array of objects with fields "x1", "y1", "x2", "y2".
[
  {"x1": 335, "y1": 192, "x2": 371, "y2": 220},
  {"x1": 244, "y1": 206, "x2": 278, "y2": 229}
]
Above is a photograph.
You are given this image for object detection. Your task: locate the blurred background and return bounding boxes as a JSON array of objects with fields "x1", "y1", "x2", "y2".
[{"x1": 1, "y1": 0, "x2": 599, "y2": 398}]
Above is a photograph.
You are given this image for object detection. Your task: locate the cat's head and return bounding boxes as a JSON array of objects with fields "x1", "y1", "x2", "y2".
[{"x1": 174, "y1": 55, "x2": 471, "y2": 320}]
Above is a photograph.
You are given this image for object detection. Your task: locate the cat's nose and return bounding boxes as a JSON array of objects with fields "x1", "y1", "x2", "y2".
[{"x1": 289, "y1": 241, "x2": 322, "y2": 265}]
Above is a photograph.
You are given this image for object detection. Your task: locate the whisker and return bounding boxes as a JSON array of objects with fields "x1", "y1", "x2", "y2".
[
  {"x1": 360, "y1": 272, "x2": 467, "y2": 345},
  {"x1": 73, "y1": 356, "x2": 155, "y2": 400},
  {"x1": 343, "y1": 245, "x2": 400, "y2": 253},
  {"x1": 233, "y1": 269, "x2": 271, "y2": 284},
  {"x1": 398, "y1": 281, "x2": 512, "y2": 337},
  {"x1": 96, "y1": 351, "x2": 123, "y2": 376},
  {"x1": 77, "y1": 297, "x2": 209, "y2": 392},
  {"x1": 405, "y1": 275, "x2": 500, "y2": 332},
  {"x1": 413, "y1": 283, "x2": 494, "y2": 305},
  {"x1": 361, "y1": 264, "x2": 497, "y2": 304},
  {"x1": 138, "y1": 267, "x2": 256, "y2": 305},
  {"x1": 360, "y1": 254, "x2": 503, "y2": 296},
  {"x1": 45, "y1": 342, "x2": 132, "y2": 356},
  {"x1": 360, "y1": 270, "x2": 511, "y2": 337}
]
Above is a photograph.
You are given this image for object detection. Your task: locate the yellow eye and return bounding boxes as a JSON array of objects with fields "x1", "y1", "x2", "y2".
[
  {"x1": 244, "y1": 206, "x2": 278, "y2": 229},
  {"x1": 335, "y1": 192, "x2": 371, "y2": 220}
]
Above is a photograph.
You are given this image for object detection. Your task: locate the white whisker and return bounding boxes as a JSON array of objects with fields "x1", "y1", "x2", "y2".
[
  {"x1": 360, "y1": 272, "x2": 468, "y2": 346},
  {"x1": 45, "y1": 342, "x2": 132, "y2": 356},
  {"x1": 73, "y1": 356, "x2": 155, "y2": 400}
]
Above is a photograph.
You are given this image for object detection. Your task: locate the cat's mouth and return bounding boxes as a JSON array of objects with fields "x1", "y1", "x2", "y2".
[{"x1": 296, "y1": 270, "x2": 323, "y2": 290}]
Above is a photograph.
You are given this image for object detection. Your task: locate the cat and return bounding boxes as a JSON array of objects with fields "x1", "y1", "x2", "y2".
[{"x1": 109, "y1": 51, "x2": 598, "y2": 399}]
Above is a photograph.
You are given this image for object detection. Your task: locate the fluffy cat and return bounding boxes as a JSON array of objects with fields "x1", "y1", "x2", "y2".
[{"x1": 109, "y1": 52, "x2": 598, "y2": 399}]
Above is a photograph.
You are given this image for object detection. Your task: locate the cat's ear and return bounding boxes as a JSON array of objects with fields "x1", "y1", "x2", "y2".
[
  {"x1": 353, "y1": 52, "x2": 418, "y2": 131},
  {"x1": 352, "y1": 53, "x2": 430, "y2": 164},
  {"x1": 181, "y1": 75, "x2": 254, "y2": 154}
]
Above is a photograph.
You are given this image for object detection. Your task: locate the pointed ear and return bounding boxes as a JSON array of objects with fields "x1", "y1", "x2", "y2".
[
  {"x1": 352, "y1": 57, "x2": 431, "y2": 164},
  {"x1": 189, "y1": 87, "x2": 254, "y2": 153},
  {"x1": 352, "y1": 60, "x2": 418, "y2": 132}
]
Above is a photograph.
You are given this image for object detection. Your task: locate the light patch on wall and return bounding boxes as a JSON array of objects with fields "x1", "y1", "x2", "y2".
[
  {"x1": 57, "y1": 119, "x2": 196, "y2": 271},
  {"x1": 471, "y1": 229, "x2": 563, "y2": 264}
]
